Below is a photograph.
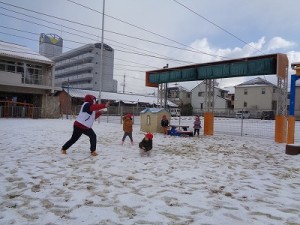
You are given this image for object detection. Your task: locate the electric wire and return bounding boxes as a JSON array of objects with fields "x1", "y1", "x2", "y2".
[
  {"x1": 0, "y1": 1, "x2": 228, "y2": 60},
  {"x1": 172, "y1": 0, "x2": 264, "y2": 54}
]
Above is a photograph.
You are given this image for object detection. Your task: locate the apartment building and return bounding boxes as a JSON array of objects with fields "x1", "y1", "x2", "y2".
[{"x1": 52, "y1": 43, "x2": 117, "y2": 92}]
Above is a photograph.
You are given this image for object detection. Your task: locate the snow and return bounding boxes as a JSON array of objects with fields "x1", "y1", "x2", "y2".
[
  {"x1": 0, "y1": 118, "x2": 299, "y2": 225},
  {"x1": 0, "y1": 41, "x2": 53, "y2": 65}
]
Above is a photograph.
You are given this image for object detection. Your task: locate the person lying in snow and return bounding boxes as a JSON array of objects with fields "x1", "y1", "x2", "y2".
[{"x1": 139, "y1": 133, "x2": 153, "y2": 156}]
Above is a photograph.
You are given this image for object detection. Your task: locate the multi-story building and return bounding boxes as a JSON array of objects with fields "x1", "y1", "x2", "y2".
[
  {"x1": 0, "y1": 40, "x2": 60, "y2": 118},
  {"x1": 234, "y1": 77, "x2": 278, "y2": 112},
  {"x1": 52, "y1": 43, "x2": 117, "y2": 92},
  {"x1": 191, "y1": 81, "x2": 230, "y2": 115}
]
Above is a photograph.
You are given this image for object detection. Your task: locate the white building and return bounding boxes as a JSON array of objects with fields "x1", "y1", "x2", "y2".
[
  {"x1": 191, "y1": 81, "x2": 230, "y2": 114},
  {"x1": 52, "y1": 43, "x2": 117, "y2": 92},
  {"x1": 0, "y1": 40, "x2": 60, "y2": 118},
  {"x1": 234, "y1": 77, "x2": 278, "y2": 112}
]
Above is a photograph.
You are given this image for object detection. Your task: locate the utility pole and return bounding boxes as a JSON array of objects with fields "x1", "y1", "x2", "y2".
[
  {"x1": 98, "y1": 0, "x2": 105, "y2": 103},
  {"x1": 163, "y1": 64, "x2": 168, "y2": 109},
  {"x1": 122, "y1": 74, "x2": 126, "y2": 93},
  {"x1": 67, "y1": 76, "x2": 70, "y2": 119},
  {"x1": 98, "y1": 0, "x2": 105, "y2": 123}
]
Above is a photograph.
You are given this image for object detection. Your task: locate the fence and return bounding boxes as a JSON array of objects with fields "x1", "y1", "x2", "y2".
[
  {"x1": 0, "y1": 101, "x2": 43, "y2": 119},
  {"x1": 1, "y1": 103, "x2": 299, "y2": 142}
]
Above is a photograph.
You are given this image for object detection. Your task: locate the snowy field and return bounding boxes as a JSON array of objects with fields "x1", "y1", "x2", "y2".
[{"x1": 0, "y1": 118, "x2": 299, "y2": 225}]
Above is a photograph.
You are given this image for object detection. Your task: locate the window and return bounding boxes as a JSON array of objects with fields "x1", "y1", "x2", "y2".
[
  {"x1": 187, "y1": 93, "x2": 190, "y2": 98},
  {"x1": 147, "y1": 115, "x2": 150, "y2": 125},
  {"x1": 0, "y1": 63, "x2": 5, "y2": 71},
  {"x1": 244, "y1": 89, "x2": 248, "y2": 95},
  {"x1": 243, "y1": 102, "x2": 247, "y2": 107},
  {"x1": 198, "y1": 92, "x2": 203, "y2": 97},
  {"x1": 262, "y1": 88, "x2": 265, "y2": 94}
]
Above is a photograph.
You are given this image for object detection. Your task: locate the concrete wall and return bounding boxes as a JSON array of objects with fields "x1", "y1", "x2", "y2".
[
  {"x1": 42, "y1": 95, "x2": 60, "y2": 118},
  {"x1": 0, "y1": 71, "x2": 22, "y2": 85}
]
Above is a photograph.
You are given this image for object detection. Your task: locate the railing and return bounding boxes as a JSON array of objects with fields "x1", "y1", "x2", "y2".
[{"x1": 0, "y1": 101, "x2": 43, "y2": 118}]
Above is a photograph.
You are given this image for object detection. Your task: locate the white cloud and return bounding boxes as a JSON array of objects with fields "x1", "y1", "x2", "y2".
[{"x1": 266, "y1": 37, "x2": 296, "y2": 52}]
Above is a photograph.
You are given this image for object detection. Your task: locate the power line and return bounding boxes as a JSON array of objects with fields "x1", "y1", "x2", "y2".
[
  {"x1": 0, "y1": 28, "x2": 196, "y2": 68},
  {"x1": 0, "y1": 8, "x2": 219, "y2": 66},
  {"x1": 172, "y1": 0, "x2": 264, "y2": 54},
  {"x1": 0, "y1": 1, "x2": 228, "y2": 60}
]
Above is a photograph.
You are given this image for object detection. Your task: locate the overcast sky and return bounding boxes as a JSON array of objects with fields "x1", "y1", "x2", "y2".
[{"x1": 1, "y1": 0, "x2": 300, "y2": 94}]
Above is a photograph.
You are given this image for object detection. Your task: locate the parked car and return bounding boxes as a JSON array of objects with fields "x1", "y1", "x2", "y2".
[
  {"x1": 261, "y1": 111, "x2": 275, "y2": 120},
  {"x1": 235, "y1": 110, "x2": 250, "y2": 119}
]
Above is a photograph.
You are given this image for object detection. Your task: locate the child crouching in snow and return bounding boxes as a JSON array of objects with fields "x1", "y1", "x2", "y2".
[{"x1": 139, "y1": 133, "x2": 153, "y2": 156}]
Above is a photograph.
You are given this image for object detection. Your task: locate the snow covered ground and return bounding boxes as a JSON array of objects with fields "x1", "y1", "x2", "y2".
[{"x1": 0, "y1": 118, "x2": 299, "y2": 225}]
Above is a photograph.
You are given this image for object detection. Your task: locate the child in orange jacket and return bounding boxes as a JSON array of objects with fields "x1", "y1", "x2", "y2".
[{"x1": 122, "y1": 114, "x2": 134, "y2": 144}]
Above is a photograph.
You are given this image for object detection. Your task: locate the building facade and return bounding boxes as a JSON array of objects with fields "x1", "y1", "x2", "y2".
[
  {"x1": 234, "y1": 77, "x2": 278, "y2": 112},
  {"x1": 166, "y1": 85, "x2": 191, "y2": 107},
  {"x1": 0, "y1": 40, "x2": 60, "y2": 118},
  {"x1": 191, "y1": 81, "x2": 230, "y2": 115},
  {"x1": 39, "y1": 33, "x2": 63, "y2": 58},
  {"x1": 52, "y1": 43, "x2": 117, "y2": 92}
]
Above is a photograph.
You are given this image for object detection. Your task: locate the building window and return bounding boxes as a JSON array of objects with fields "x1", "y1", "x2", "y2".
[
  {"x1": 244, "y1": 102, "x2": 247, "y2": 107},
  {"x1": 187, "y1": 93, "x2": 190, "y2": 98},
  {"x1": 273, "y1": 88, "x2": 276, "y2": 93},
  {"x1": 198, "y1": 92, "x2": 203, "y2": 97},
  {"x1": 244, "y1": 89, "x2": 248, "y2": 95},
  {"x1": 262, "y1": 88, "x2": 265, "y2": 94}
]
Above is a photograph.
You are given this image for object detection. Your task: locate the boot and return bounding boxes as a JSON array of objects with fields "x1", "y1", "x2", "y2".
[
  {"x1": 91, "y1": 151, "x2": 98, "y2": 156},
  {"x1": 61, "y1": 149, "x2": 67, "y2": 154}
]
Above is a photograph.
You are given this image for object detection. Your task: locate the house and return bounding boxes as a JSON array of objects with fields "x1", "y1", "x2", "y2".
[
  {"x1": 166, "y1": 85, "x2": 191, "y2": 107},
  {"x1": 234, "y1": 77, "x2": 278, "y2": 113},
  {"x1": 191, "y1": 81, "x2": 231, "y2": 115},
  {"x1": 0, "y1": 40, "x2": 61, "y2": 118}
]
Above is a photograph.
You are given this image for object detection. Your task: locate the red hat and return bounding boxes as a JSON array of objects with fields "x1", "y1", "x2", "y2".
[
  {"x1": 84, "y1": 94, "x2": 96, "y2": 103},
  {"x1": 126, "y1": 114, "x2": 132, "y2": 118},
  {"x1": 146, "y1": 133, "x2": 153, "y2": 140}
]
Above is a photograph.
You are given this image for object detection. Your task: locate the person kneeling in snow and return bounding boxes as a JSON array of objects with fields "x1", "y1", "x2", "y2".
[{"x1": 139, "y1": 133, "x2": 153, "y2": 156}]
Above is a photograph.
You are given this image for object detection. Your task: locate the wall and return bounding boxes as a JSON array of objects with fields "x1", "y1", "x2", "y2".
[
  {"x1": 234, "y1": 85, "x2": 274, "y2": 110},
  {"x1": 42, "y1": 95, "x2": 60, "y2": 118},
  {"x1": 0, "y1": 71, "x2": 22, "y2": 85}
]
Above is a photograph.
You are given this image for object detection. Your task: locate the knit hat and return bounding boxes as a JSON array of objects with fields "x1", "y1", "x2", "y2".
[
  {"x1": 146, "y1": 133, "x2": 153, "y2": 140},
  {"x1": 84, "y1": 94, "x2": 96, "y2": 103}
]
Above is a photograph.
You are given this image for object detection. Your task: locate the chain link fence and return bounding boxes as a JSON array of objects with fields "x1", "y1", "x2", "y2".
[{"x1": 1, "y1": 104, "x2": 299, "y2": 142}]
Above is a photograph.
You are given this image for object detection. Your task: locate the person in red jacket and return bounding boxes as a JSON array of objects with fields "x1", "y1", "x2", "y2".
[{"x1": 61, "y1": 94, "x2": 110, "y2": 156}]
